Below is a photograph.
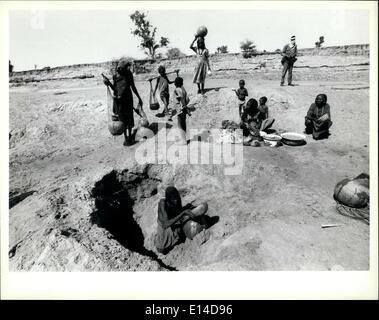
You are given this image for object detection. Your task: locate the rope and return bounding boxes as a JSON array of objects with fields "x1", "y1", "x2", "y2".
[{"x1": 335, "y1": 201, "x2": 369, "y2": 225}]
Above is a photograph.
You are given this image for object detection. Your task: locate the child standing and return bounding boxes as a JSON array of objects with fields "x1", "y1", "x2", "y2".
[
  {"x1": 173, "y1": 77, "x2": 191, "y2": 145},
  {"x1": 258, "y1": 96, "x2": 275, "y2": 132},
  {"x1": 232, "y1": 79, "x2": 249, "y2": 117},
  {"x1": 153, "y1": 66, "x2": 177, "y2": 119}
]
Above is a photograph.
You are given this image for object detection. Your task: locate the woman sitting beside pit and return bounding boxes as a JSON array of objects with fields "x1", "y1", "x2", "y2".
[
  {"x1": 155, "y1": 186, "x2": 208, "y2": 254},
  {"x1": 305, "y1": 94, "x2": 333, "y2": 140}
]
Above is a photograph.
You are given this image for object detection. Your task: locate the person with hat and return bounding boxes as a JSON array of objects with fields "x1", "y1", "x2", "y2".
[{"x1": 280, "y1": 35, "x2": 298, "y2": 86}]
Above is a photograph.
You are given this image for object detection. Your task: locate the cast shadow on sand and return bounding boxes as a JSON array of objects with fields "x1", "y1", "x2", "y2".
[{"x1": 203, "y1": 86, "x2": 226, "y2": 93}]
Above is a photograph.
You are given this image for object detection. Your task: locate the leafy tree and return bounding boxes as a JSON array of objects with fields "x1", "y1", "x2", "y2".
[
  {"x1": 130, "y1": 11, "x2": 169, "y2": 59},
  {"x1": 216, "y1": 45, "x2": 228, "y2": 54},
  {"x1": 240, "y1": 39, "x2": 257, "y2": 58},
  {"x1": 315, "y1": 36, "x2": 325, "y2": 48},
  {"x1": 166, "y1": 47, "x2": 186, "y2": 59}
]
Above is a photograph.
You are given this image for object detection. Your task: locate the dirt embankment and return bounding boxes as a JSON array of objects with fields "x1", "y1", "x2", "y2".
[
  {"x1": 8, "y1": 45, "x2": 370, "y2": 271},
  {"x1": 10, "y1": 44, "x2": 369, "y2": 84}
]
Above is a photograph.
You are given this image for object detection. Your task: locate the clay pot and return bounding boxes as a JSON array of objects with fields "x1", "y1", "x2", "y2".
[
  {"x1": 108, "y1": 120, "x2": 125, "y2": 136},
  {"x1": 183, "y1": 220, "x2": 205, "y2": 240},
  {"x1": 196, "y1": 26, "x2": 208, "y2": 38},
  {"x1": 334, "y1": 178, "x2": 369, "y2": 208}
]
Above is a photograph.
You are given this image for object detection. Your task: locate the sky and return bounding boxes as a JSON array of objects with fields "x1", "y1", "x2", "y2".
[{"x1": 9, "y1": 9, "x2": 370, "y2": 71}]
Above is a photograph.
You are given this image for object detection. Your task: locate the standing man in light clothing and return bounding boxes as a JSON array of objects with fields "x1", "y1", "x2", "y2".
[{"x1": 280, "y1": 35, "x2": 298, "y2": 86}]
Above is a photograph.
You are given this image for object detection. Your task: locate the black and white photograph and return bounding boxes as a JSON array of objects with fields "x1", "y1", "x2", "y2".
[{"x1": 1, "y1": 0, "x2": 377, "y2": 299}]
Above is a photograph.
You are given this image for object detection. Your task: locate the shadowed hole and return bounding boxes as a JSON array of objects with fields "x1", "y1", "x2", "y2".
[{"x1": 90, "y1": 170, "x2": 177, "y2": 271}]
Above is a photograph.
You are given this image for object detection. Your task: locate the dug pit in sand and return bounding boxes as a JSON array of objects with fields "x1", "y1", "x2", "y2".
[{"x1": 90, "y1": 169, "x2": 177, "y2": 270}]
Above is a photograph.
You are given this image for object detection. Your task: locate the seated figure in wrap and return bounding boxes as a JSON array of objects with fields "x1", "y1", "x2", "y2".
[
  {"x1": 155, "y1": 186, "x2": 208, "y2": 254},
  {"x1": 305, "y1": 94, "x2": 333, "y2": 140}
]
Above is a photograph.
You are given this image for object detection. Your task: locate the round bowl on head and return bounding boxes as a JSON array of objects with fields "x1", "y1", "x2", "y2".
[
  {"x1": 196, "y1": 26, "x2": 208, "y2": 38},
  {"x1": 280, "y1": 132, "x2": 306, "y2": 146},
  {"x1": 263, "y1": 133, "x2": 282, "y2": 147}
]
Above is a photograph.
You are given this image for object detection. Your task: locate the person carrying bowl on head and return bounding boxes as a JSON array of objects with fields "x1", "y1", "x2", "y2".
[
  {"x1": 280, "y1": 35, "x2": 297, "y2": 86},
  {"x1": 304, "y1": 94, "x2": 333, "y2": 140},
  {"x1": 103, "y1": 58, "x2": 143, "y2": 146},
  {"x1": 190, "y1": 36, "x2": 212, "y2": 95},
  {"x1": 155, "y1": 186, "x2": 208, "y2": 254}
]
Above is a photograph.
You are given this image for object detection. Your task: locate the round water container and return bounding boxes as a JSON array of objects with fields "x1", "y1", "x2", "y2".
[
  {"x1": 150, "y1": 102, "x2": 160, "y2": 110},
  {"x1": 135, "y1": 127, "x2": 155, "y2": 142},
  {"x1": 108, "y1": 120, "x2": 125, "y2": 136},
  {"x1": 334, "y1": 178, "x2": 369, "y2": 208},
  {"x1": 182, "y1": 220, "x2": 205, "y2": 240},
  {"x1": 139, "y1": 118, "x2": 149, "y2": 128},
  {"x1": 191, "y1": 203, "x2": 208, "y2": 217},
  {"x1": 196, "y1": 26, "x2": 208, "y2": 38}
]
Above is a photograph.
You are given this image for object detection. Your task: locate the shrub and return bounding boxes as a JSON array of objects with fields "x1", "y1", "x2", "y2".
[
  {"x1": 166, "y1": 47, "x2": 186, "y2": 59},
  {"x1": 216, "y1": 45, "x2": 228, "y2": 54},
  {"x1": 240, "y1": 39, "x2": 257, "y2": 58}
]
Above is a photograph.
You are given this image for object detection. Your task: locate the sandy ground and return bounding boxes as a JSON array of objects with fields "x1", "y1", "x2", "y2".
[{"x1": 8, "y1": 54, "x2": 369, "y2": 271}]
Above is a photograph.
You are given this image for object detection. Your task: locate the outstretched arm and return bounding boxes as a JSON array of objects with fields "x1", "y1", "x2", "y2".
[
  {"x1": 153, "y1": 78, "x2": 159, "y2": 94},
  {"x1": 205, "y1": 50, "x2": 211, "y2": 71},
  {"x1": 102, "y1": 74, "x2": 115, "y2": 91}
]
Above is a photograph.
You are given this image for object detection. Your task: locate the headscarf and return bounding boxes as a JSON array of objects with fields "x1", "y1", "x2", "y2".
[
  {"x1": 165, "y1": 186, "x2": 182, "y2": 216},
  {"x1": 116, "y1": 58, "x2": 132, "y2": 75}
]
